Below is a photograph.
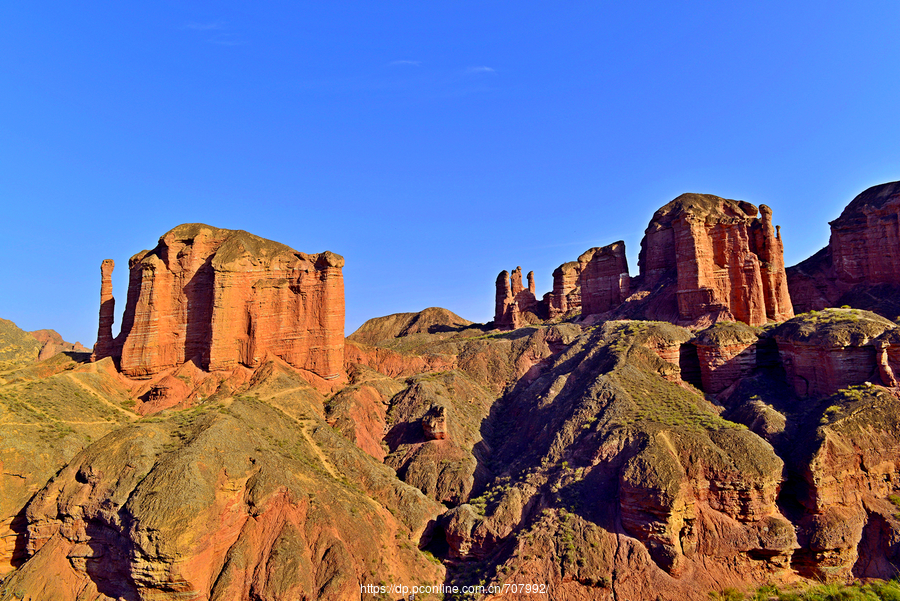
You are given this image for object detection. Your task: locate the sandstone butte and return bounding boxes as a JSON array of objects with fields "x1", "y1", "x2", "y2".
[
  {"x1": 90, "y1": 223, "x2": 346, "y2": 383},
  {"x1": 788, "y1": 180, "x2": 900, "y2": 319},
  {"x1": 495, "y1": 193, "x2": 794, "y2": 329}
]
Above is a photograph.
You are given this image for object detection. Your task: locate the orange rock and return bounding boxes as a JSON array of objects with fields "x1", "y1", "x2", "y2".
[
  {"x1": 498, "y1": 193, "x2": 793, "y2": 328},
  {"x1": 494, "y1": 267, "x2": 539, "y2": 329},
  {"x1": 90, "y1": 259, "x2": 116, "y2": 361},
  {"x1": 578, "y1": 241, "x2": 630, "y2": 316},
  {"x1": 547, "y1": 261, "x2": 580, "y2": 318},
  {"x1": 91, "y1": 224, "x2": 345, "y2": 382},
  {"x1": 639, "y1": 194, "x2": 793, "y2": 326}
]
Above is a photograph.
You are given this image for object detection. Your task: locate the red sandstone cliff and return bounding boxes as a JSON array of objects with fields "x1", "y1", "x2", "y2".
[
  {"x1": 498, "y1": 193, "x2": 793, "y2": 328},
  {"x1": 638, "y1": 194, "x2": 793, "y2": 326},
  {"x1": 91, "y1": 224, "x2": 345, "y2": 381},
  {"x1": 788, "y1": 181, "x2": 900, "y2": 318}
]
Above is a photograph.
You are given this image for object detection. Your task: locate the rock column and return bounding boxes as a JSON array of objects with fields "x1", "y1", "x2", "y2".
[{"x1": 91, "y1": 259, "x2": 116, "y2": 362}]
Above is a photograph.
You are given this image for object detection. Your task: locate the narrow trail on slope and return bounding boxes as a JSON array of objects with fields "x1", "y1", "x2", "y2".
[
  {"x1": 66, "y1": 374, "x2": 139, "y2": 420},
  {"x1": 259, "y1": 388, "x2": 340, "y2": 480}
]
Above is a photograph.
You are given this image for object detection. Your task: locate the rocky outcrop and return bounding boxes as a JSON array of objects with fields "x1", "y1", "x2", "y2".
[
  {"x1": 791, "y1": 386, "x2": 900, "y2": 581},
  {"x1": 347, "y1": 307, "x2": 473, "y2": 347},
  {"x1": 547, "y1": 262, "x2": 581, "y2": 318},
  {"x1": 578, "y1": 241, "x2": 630, "y2": 316},
  {"x1": 494, "y1": 267, "x2": 539, "y2": 329},
  {"x1": 497, "y1": 193, "x2": 793, "y2": 328},
  {"x1": 91, "y1": 224, "x2": 345, "y2": 382},
  {"x1": 3, "y1": 380, "x2": 443, "y2": 601},
  {"x1": 694, "y1": 322, "x2": 761, "y2": 394},
  {"x1": 788, "y1": 181, "x2": 900, "y2": 318},
  {"x1": 639, "y1": 194, "x2": 793, "y2": 326},
  {"x1": 90, "y1": 259, "x2": 115, "y2": 362},
  {"x1": 29, "y1": 330, "x2": 88, "y2": 361},
  {"x1": 773, "y1": 309, "x2": 896, "y2": 398}
]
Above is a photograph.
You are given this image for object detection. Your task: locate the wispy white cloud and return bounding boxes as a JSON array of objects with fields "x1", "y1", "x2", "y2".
[
  {"x1": 467, "y1": 66, "x2": 496, "y2": 74},
  {"x1": 388, "y1": 60, "x2": 421, "y2": 66},
  {"x1": 180, "y1": 20, "x2": 246, "y2": 46},
  {"x1": 180, "y1": 20, "x2": 226, "y2": 31},
  {"x1": 206, "y1": 34, "x2": 247, "y2": 46}
]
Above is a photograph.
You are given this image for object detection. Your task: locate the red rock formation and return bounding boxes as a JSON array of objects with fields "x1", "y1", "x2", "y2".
[
  {"x1": 788, "y1": 182, "x2": 900, "y2": 317},
  {"x1": 547, "y1": 262, "x2": 581, "y2": 318},
  {"x1": 773, "y1": 309, "x2": 895, "y2": 397},
  {"x1": 638, "y1": 194, "x2": 793, "y2": 326},
  {"x1": 494, "y1": 266, "x2": 539, "y2": 329},
  {"x1": 579, "y1": 241, "x2": 630, "y2": 316},
  {"x1": 343, "y1": 340, "x2": 456, "y2": 378},
  {"x1": 90, "y1": 259, "x2": 116, "y2": 362},
  {"x1": 29, "y1": 330, "x2": 89, "y2": 358},
  {"x1": 92, "y1": 224, "x2": 345, "y2": 382},
  {"x1": 694, "y1": 322, "x2": 760, "y2": 394},
  {"x1": 498, "y1": 193, "x2": 793, "y2": 329}
]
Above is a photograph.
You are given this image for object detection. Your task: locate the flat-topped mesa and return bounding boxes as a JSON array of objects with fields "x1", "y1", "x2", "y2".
[
  {"x1": 788, "y1": 182, "x2": 900, "y2": 316},
  {"x1": 91, "y1": 223, "x2": 345, "y2": 381},
  {"x1": 638, "y1": 193, "x2": 793, "y2": 326},
  {"x1": 494, "y1": 267, "x2": 539, "y2": 329}
]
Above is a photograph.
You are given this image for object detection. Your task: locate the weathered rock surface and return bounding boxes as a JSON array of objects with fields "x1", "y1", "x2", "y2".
[
  {"x1": 494, "y1": 267, "x2": 540, "y2": 329},
  {"x1": 29, "y1": 330, "x2": 88, "y2": 361},
  {"x1": 89, "y1": 259, "x2": 116, "y2": 362},
  {"x1": 0, "y1": 353, "x2": 136, "y2": 577},
  {"x1": 1, "y1": 361, "x2": 443, "y2": 601},
  {"x1": 348, "y1": 307, "x2": 473, "y2": 347},
  {"x1": 789, "y1": 386, "x2": 900, "y2": 581},
  {"x1": 694, "y1": 321, "x2": 761, "y2": 394},
  {"x1": 547, "y1": 262, "x2": 581, "y2": 318},
  {"x1": 638, "y1": 194, "x2": 793, "y2": 326},
  {"x1": 578, "y1": 241, "x2": 630, "y2": 317},
  {"x1": 497, "y1": 192, "x2": 793, "y2": 329},
  {"x1": 788, "y1": 181, "x2": 900, "y2": 318},
  {"x1": 773, "y1": 308, "x2": 895, "y2": 398},
  {"x1": 91, "y1": 224, "x2": 345, "y2": 383}
]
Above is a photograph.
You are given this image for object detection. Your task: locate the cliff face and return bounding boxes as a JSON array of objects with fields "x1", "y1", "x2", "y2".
[
  {"x1": 91, "y1": 224, "x2": 345, "y2": 381},
  {"x1": 639, "y1": 194, "x2": 793, "y2": 326},
  {"x1": 788, "y1": 182, "x2": 900, "y2": 318},
  {"x1": 773, "y1": 309, "x2": 896, "y2": 398},
  {"x1": 497, "y1": 193, "x2": 793, "y2": 328},
  {"x1": 578, "y1": 241, "x2": 630, "y2": 316}
]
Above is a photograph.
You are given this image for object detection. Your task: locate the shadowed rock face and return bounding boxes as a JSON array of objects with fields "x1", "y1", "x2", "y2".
[
  {"x1": 91, "y1": 224, "x2": 345, "y2": 381},
  {"x1": 494, "y1": 267, "x2": 539, "y2": 329},
  {"x1": 789, "y1": 182, "x2": 900, "y2": 318}
]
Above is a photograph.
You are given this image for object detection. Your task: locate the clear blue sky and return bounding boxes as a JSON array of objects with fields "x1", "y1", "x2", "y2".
[{"x1": 2, "y1": 2, "x2": 899, "y2": 346}]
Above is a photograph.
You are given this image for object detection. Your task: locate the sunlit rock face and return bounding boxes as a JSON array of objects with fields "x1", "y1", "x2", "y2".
[{"x1": 91, "y1": 223, "x2": 345, "y2": 381}]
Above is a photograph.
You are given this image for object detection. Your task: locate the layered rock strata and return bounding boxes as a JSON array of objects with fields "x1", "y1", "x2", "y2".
[
  {"x1": 497, "y1": 193, "x2": 793, "y2": 328},
  {"x1": 639, "y1": 194, "x2": 793, "y2": 326},
  {"x1": 90, "y1": 259, "x2": 116, "y2": 361},
  {"x1": 91, "y1": 224, "x2": 345, "y2": 381},
  {"x1": 788, "y1": 181, "x2": 900, "y2": 316},
  {"x1": 773, "y1": 309, "x2": 895, "y2": 398},
  {"x1": 494, "y1": 267, "x2": 539, "y2": 329},
  {"x1": 578, "y1": 241, "x2": 630, "y2": 316},
  {"x1": 693, "y1": 322, "x2": 761, "y2": 394},
  {"x1": 547, "y1": 262, "x2": 581, "y2": 318}
]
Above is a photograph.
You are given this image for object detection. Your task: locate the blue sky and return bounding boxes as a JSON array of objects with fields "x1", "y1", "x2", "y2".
[{"x1": 2, "y1": 2, "x2": 899, "y2": 346}]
